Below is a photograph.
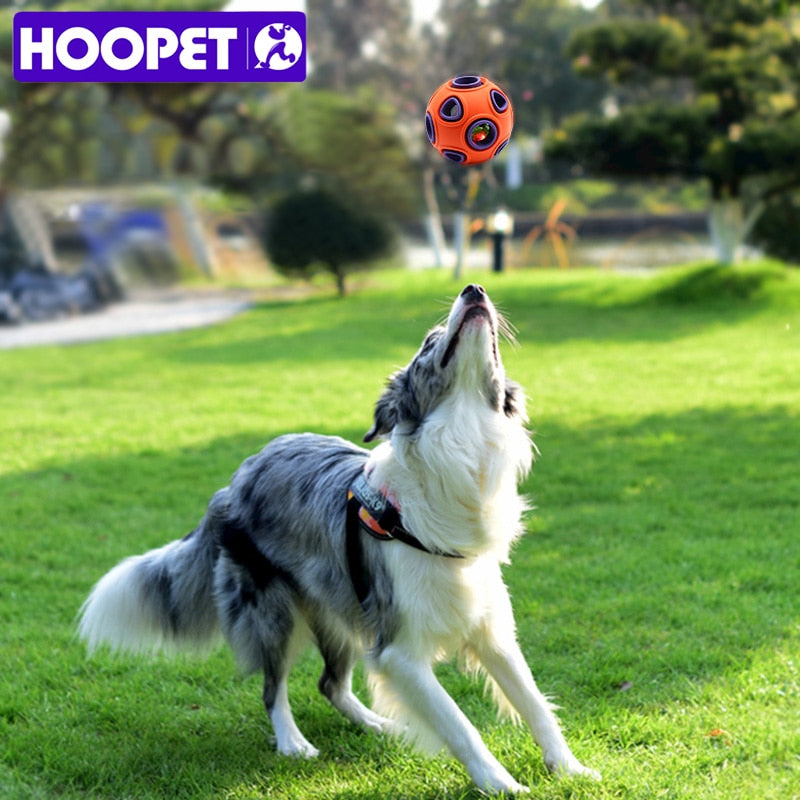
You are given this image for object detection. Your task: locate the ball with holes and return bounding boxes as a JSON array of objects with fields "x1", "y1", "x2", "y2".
[{"x1": 425, "y1": 75, "x2": 514, "y2": 165}]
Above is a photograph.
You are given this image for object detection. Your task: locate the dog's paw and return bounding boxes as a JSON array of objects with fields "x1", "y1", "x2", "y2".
[
  {"x1": 471, "y1": 764, "x2": 529, "y2": 795},
  {"x1": 373, "y1": 717, "x2": 408, "y2": 738},
  {"x1": 545, "y1": 754, "x2": 600, "y2": 781},
  {"x1": 485, "y1": 779, "x2": 529, "y2": 795},
  {"x1": 276, "y1": 734, "x2": 320, "y2": 759},
  {"x1": 357, "y1": 709, "x2": 402, "y2": 736},
  {"x1": 564, "y1": 763, "x2": 601, "y2": 782}
]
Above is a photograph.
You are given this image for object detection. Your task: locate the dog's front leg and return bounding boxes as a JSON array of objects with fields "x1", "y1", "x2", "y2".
[
  {"x1": 376, "y1": 645, "x2": 528, "y2": 795},
  {"x1": 471, "y1": 635, "x2": 600, "y2": 781}
]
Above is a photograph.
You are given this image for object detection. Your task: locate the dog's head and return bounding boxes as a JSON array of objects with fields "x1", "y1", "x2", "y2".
[{"x1": 364, "y1": 284, "x2": 526, "y2": 442}]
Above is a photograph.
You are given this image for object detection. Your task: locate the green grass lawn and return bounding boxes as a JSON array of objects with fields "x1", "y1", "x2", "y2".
[{"x1": 1, "y1": 264, "x2": 798, "y2": 799}]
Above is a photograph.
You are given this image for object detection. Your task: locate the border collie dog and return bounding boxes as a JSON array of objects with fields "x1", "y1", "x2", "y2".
[{"x1": 79, "y1": 284, "x2": 598, "y2": 794}]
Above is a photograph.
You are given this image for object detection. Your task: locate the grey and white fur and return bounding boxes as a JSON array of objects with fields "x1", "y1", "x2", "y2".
[{"x1": 78, "y1": 284, "x2": 599, "y2": 794}]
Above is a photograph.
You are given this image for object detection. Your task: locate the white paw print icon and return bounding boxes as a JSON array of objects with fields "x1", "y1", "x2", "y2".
[{"x1": 253, "y1": 23, "x2": 303, "y2": 71}]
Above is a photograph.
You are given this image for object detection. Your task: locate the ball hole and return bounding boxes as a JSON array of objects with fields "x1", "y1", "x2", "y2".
[
  {"x1": 490, "y1": 89, "x2": 509, "y2": 113},
  {"x1": 443, "y1": 149, "x2": 467, "y2": 163},
  {"x1": 425, "y1": 112, "x2": 435, "y2": 144},
  {"x1": 451, "y1": 75, "x2": 483, "y2": 88},
  {"x1": 466, "y1": 120, "x2": 498, "y2": 151},
  {"x1": 439, "y1": 97, "x2": 463, "y2": 122}
]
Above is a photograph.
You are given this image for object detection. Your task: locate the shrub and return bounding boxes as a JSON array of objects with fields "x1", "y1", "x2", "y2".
[
  {"x1": 264, "y1": 189, "x2": 393, "y2": 296},
  {"x1": 748, "y1": 192, "x2": 800, "y2": 266}
]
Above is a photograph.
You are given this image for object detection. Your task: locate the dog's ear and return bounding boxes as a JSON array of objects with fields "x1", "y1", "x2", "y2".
[
  {"x1": 364, "y1": 389, "x2": 396, "y2": 442},
  {"x1": 364, "y1": 370, "x2": 402, "y2": 442},
  {"x1": 364, "y1": 369, "x2": 419, "y2": 442},
  {"x1": 503, "y1": 377, "x2": 528, "y2": 422}
]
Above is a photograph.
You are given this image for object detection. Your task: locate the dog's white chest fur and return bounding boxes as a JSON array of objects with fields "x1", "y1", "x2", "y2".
[
  {"x1": 364, "y1": 392, "x2": 531, "y2": 659},
  {"x1": 368, "y1": 393, "x2": 531, "y2": 561}
]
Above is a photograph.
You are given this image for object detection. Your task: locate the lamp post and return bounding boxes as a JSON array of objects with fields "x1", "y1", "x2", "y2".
[{"x1": 487, "y1": 207, "x2": 514, "y2": 273}]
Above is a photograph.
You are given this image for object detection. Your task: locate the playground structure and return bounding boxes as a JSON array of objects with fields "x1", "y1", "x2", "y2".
[{"x1": 0, "y1": 190, "x2": 179, "y2": 324}]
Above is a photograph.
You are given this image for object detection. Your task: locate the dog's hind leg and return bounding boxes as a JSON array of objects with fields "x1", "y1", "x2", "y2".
[
  {"x1": 319, "y1": 663, "x2": 397, "y2": 735},
  {"x1": 265, "y1": 672, "x2": 319, "y2": 759},
  {"x1": 313, "y1": 620, "x2": 396, "y2": 735},
  {"x1": 262, "y1": 618, "x2": 320, "y2": 759},
  {"x1": 216, "y1": 563, "x2": 318, "y2": 756}
]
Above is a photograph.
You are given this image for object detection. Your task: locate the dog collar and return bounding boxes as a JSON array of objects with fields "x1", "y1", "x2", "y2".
[{"x1": 346, "y1": 471, "x2": 463, "y2": 559}]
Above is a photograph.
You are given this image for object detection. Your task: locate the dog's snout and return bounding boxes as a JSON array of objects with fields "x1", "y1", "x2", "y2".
[{"x1": 461, "y1": 284, "x2": 486, "y2": 302}]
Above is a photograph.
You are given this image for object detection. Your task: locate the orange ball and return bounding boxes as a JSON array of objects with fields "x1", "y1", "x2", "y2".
[{"x1": 425, "y1": 75, "x2": 514, "y2": 165}]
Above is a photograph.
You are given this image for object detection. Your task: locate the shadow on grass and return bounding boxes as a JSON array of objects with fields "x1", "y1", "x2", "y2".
[
  {"x1": 501, "y1": 261, "x2": 797, "y2": 345},
  {"x1": 649, "y1": 260, "x2": 790, "y2": 304},
  {"x1": 1, "y1": 406, "x2": 798, "y2": 798}
]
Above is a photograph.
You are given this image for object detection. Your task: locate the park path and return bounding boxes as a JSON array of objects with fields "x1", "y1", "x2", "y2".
[{"x1": 0, "y1": 288, "x2": 254, "y2": 350}]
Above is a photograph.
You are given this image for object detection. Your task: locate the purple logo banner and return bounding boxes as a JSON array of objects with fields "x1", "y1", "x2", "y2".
[{"x1": 14, "y1": 11, "x2": 306, "y2": 83}]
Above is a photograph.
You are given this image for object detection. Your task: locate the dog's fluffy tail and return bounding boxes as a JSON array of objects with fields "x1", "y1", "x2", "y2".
[{"x1": 78, "y1": 488, "x2": 229, "y2": 656}]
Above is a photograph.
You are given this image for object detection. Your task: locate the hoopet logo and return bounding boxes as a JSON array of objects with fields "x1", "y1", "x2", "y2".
[{"x1": 13, "y1": 11, "x2": 306, "y2": 83}]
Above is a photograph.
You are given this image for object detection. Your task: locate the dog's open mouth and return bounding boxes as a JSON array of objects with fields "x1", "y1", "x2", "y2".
[{"x1": 440, "y1": 302, "x2": 496, "y2": 368}]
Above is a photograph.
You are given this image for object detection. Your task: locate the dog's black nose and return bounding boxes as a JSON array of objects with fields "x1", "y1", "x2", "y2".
[{"x1": 461, "y1": 284, "x2": 486, "y2": 302}]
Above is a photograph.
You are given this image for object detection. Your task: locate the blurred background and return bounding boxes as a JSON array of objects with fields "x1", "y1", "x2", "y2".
[{"x1": 1, "y1": 0, "x2": 798, "y2": 317}]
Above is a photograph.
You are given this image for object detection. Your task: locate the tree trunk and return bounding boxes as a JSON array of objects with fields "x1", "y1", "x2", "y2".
[
  {"x1": 452, "y1": 212, "x2": 468, "y2": 281},
  {"x1": 708, "y1": 197, "x2": 744, "y2": 265},
  {"x1": 422, "y1": 167, "x2": 446, "y2": 269},
  {"x1": 332, "y1": 265, "x2": 346, "y2": 297},
  {"x1": 452, "y1": 170, "x2": 482, "y2": 280},
  {"x1": 708, "y1": 191, "x2": 769, "y2": 265}
]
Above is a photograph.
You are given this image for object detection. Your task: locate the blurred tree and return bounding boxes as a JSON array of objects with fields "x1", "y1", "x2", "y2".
[
  {"x1": 545, "y1": 0, "x2": 800, "y2": 264},
  {"x1": 271, "y1": 88, "x2": 419, "y2": 216},
  {"x1": 436, "y1": 0, "x2": 514, "y2": 75},
  {"x1": 264, "y1": 187, "x2": 393, "y2": 295},
  {"x1": 306, "y1": 0, "x2": 414, "y2": 93},
  {"x1": 503, "y1": 0, "x2": 609, "y2": 134}
]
